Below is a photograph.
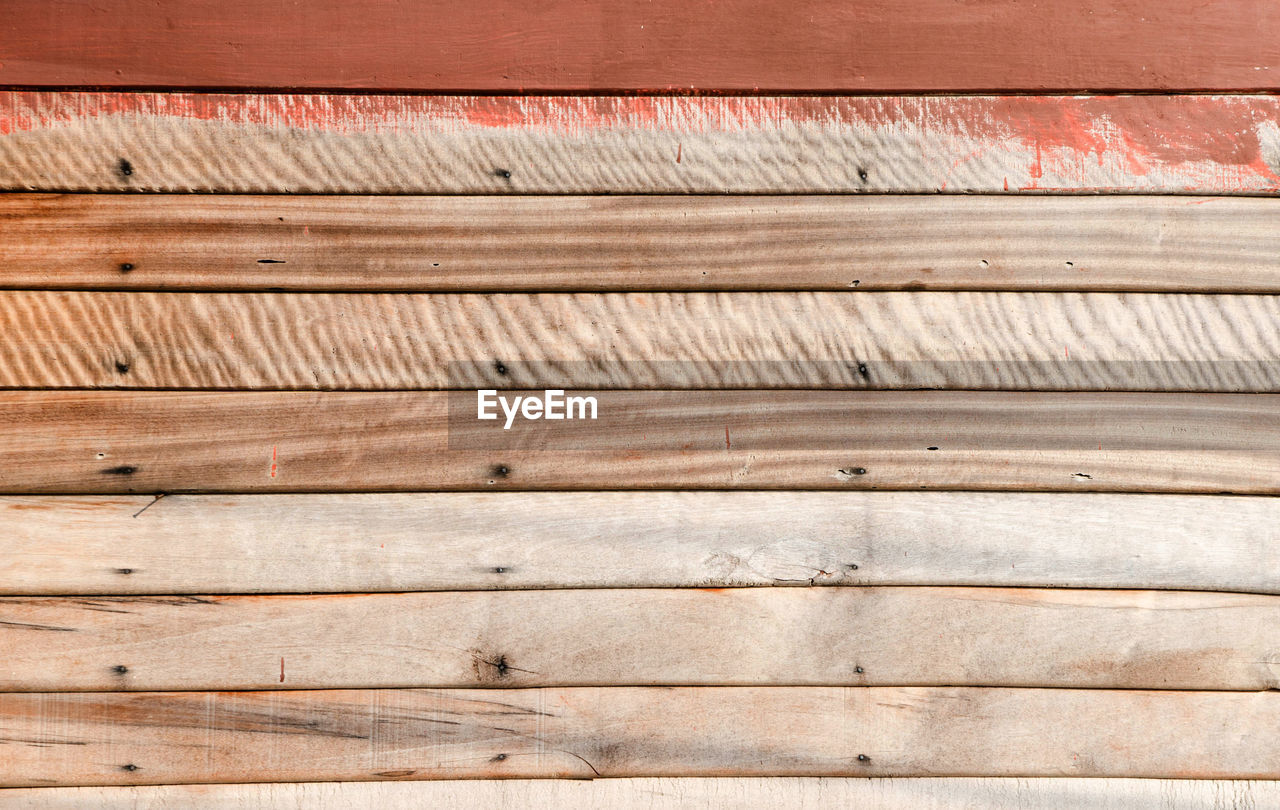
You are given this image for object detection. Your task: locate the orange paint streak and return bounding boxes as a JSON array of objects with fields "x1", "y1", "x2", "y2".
[{"x1": 0, "y1": 91, "x2": 1265, "y2": 151}]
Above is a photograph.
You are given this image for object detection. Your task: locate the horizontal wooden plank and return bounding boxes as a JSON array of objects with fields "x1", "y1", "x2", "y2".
[
  {"x1": 4, "y1": 687, "x2": 1280, "y2": 785},
  {"x1": 2, "y1": 94, "x2": 1278, "y2": 194},
  {"x1": 9, "y1": 492, "x2": 1280, "y2": 595},
  {"x1": 7, "y1": 291, "x2": 1280, "y2": 391},
  {"x1": 2, "y1": 390, "x2": 1277, "y2": 493},
  {"x1": 3, "y1": 0, "x2": 1280, "y2": 92},
  {"x1": 5, "y1": 587, "x2": 1278, "y2": 692},
  {"x1": 9, "y1": 195, "x2": 1280, "y2": 292},
  {"x1": 7, "y1": 778, "x2": 1280, "y2": 810}
]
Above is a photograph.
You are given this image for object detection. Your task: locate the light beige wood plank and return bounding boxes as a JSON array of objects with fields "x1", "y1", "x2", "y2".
[
  {"x1": 5, "y1": 195, "x2": 1280, "y2": 292},
  {"x1": 6, "y1": 587, "x2": 1277, "y2": 692},
  {"x1": 8, "y1": 492, "x2": 1280, "y2": 595},
  {"x1": 6, "y1": 777, "x2": 1280, "y2": 809},
  {"x1": 3, "y1": 93, "x2": 1280, "y2": 194},
  {"x1": 3, "y1": 687, "x2": 1280, "y2": 785},
  {"x1": 5, "y1": 291, "x2": 1280, "y2": 391},
  {"x1": 1, "y1": 390, "x2": 1277, "y2": 493}
]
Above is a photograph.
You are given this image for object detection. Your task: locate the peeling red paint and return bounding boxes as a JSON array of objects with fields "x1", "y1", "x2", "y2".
[
  {"x1": 1, "y1": 92, "x2": 1277, "y2": 192},
  {"x1": 4, "y1": 0, "x2": 1280, "y2": 94}
]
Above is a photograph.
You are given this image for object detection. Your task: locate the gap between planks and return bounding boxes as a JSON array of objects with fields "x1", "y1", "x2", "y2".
[
  {"x1": 1, "y1": 390, "x2": 1278, "y2": 493},
  {"x1": 2, "y1": 94, "x2": 1279, "y2": 193},
  {"x1": 4, "y1": 195, "x2": 1280, "y2": 292},
  {"x1": 5, "y1": 291, "x2": 1280, "y2": 391}
]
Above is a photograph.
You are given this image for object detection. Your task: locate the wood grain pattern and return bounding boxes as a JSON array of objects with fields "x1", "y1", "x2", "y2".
[
  {"x1": 7, "y1": 291, "x2": 1280, "y2": 391},
  {"x1": 8, "y1": 492, "x2": 1280, "y2": 596},
  {"x1": 4, "y1": 687, "x2": 1280, "y2": 785},
  {"x1": 6, "y1": 195, "x2": 1280, "y2": 292},
  {"x1": 3, "y1": 0, "x2": 1280, "y2": 92},
  {"x1": 7, "y1": 778, "x2": 1279, "y2": 810},
  {"x1": 5, "y1": 587, "x2": 1279, "y2": 692},
  {"x1": 0, "y1": 390, "x2": 1277, "y2": 494},
  {"x1": 3, "y1": 93, "x2": 1278, "y2": 194}
]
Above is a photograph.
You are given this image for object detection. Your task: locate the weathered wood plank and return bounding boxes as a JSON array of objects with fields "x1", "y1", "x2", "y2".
[
  {"x1": 3, "y1": 687, "x2": 1280, "y2": 785},
  {"x1": 6, "y1": 195, "x2": 1280, "y2": 292},
  {"x1": 2, "y1": 94, "x2": 1278, "y2": 194},
  {"x1": 8, "y1": 492, "x2": 1280, "y2": 596},
  {"x1": 2, "y1": 391, "x2": 1276, "y2": 493},
  {"x1": 3, "y1": 0, "x2": 1279, "y2": 92},
  {"x1": 6, "y1": 777, "x2": 1280, "y2": 809},
  {"x1": 7, "y1": 291, "x2": 1280, "y2": 391},
  {"x1": 4, "y1": 587, "x2": 1278, "y2": 692}
]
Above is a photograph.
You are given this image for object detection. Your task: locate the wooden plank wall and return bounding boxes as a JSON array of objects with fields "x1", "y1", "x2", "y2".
[{"x1": 2, "y1": 2, "x2": 1280, "y2": 806}]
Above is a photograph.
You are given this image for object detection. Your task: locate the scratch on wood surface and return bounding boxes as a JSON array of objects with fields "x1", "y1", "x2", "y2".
[{"x1": 130, "y1": 494, "x2": 164, "y2": 519}]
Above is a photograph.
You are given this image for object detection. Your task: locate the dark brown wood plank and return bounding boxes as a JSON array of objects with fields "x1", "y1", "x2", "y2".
[
  {"x1": 0, "y1": 391, "x2": 1275, "y2": 493},
  {"x1": 5, "y1": 195, "x2": 1280, "y2": 292}
]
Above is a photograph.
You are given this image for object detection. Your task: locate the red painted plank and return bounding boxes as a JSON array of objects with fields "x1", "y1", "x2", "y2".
[
  {"x1": 1, "y1": 1, "x2": 1279, "y2": 92},
  {"x1": 2, "y1": 93, "x2": 1278, "y2": 193}
]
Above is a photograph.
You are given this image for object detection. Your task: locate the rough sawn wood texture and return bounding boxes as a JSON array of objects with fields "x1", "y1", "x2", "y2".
[
  {"x1": 5, "y1": 291, "x2": 1280, "y2": 391},
  {"x1": 2, "y1": 94, "x2": 1278, "y2": 193}
]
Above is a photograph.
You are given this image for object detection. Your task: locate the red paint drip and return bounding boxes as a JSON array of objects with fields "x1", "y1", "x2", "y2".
[
  {"x1": 724, "y1": 426, "x2": 731, "y2": 450},
  {"x1": 270, "y1": 445, "x2": 278, "y2": 478},
  {"x1": 676, "y1": 142, "x2": 682, "y2": 163}
]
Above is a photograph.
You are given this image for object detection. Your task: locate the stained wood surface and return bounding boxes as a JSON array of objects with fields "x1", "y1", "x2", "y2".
[
  {"x1": 5, "y1": 687, "x2": 1280, "y2": 784},
  {"x1": 2, "y1": 390, "x2": 1277, "y2": 494},
  {"x1": 6, "y1": 587, "x2": 1279, "y2": 692},
  {"x1": 7, "y1": 291, "x2": 1280, "y2": 391},
  {"x1": 4, "y1": 0, "x2": 1280, "y2": 92},
  {"x1": 3, "y1": 93, "x2": 1279, "y2": 194},
  {"x1": 8, "y1": 492, "x2": 1280, "y2": 596},
  {"x1": 8, "y1": 195, "x2": 1280, "y2": 292},
  {"x1": 6, "y1": 779, "x2": 1279, "y2": 810}
]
